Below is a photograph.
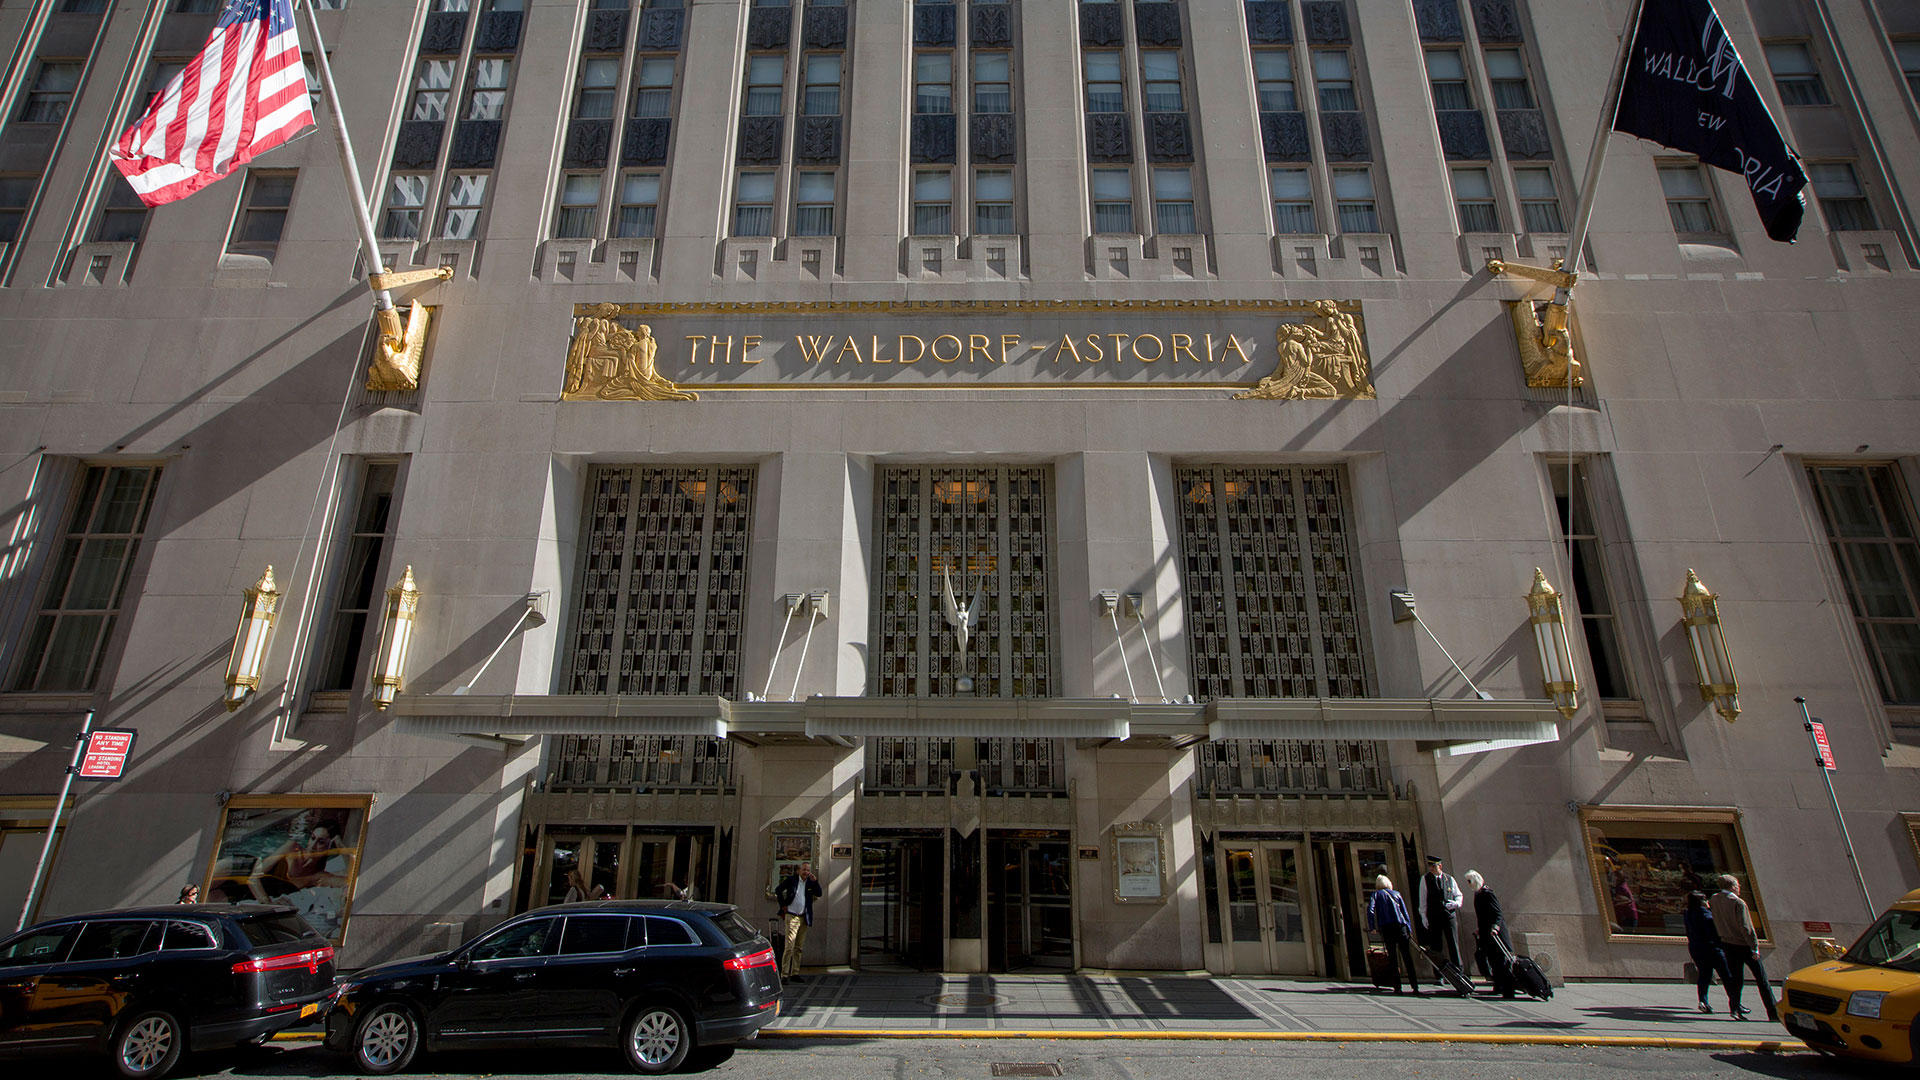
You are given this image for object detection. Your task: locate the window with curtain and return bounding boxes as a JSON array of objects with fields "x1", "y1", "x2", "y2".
[
  {"x1": 743, "y1": 55, "x2": 784, "y2": 116},
  {"x1": 734, "y1": 171, "x2": 775, "y2": 236},
  {"x1": 1091, "y1": 168, "x2": 1132, "y2": 233},
  {"x1": 1313, "y1": 50, "x2": 1356, "y2": 112},
  {"x1": 1332, "y1": 168, "x2": 1376, "y2": 232},
  {"x1": 1152, "y1": 167, "x2": 1194, "y2": 234},
  {"x1": 1658, "y1": 163, "x2": 1716, "y2": 234},
  {"x1": 973, "y1": 52, "x2": 1010, "y2": 113},
  {"x1": 631, "y1": 57, "x2": 675, "y2": 118},
  {"x1": 1253, "y1": 50, "x2": 1294, "y2": 112},
  {"x1": 555, "y1": 174, "x2": 600, "y2": 238},
  {"x1": 1084, "y1": 52, "x2": 1124, "y2": 113},
  {"x1": 1808, "y1": 162, "x2": 1876, "y2": 232},
  {"x1": 1484, "y1": 48, "x2": 1534, "y2": 110},
  {"x1": 14, "y1": 465, "x2": 162, "y2": 692},
  {"x1": 793, "y1": 170, "x2": 835, "y2": 235},
  {"x1": 804, "y1": 53, "x2": 842, "y2": 116},
  {"x1": 913, "y1": 169, "x2": 952, "y2": 235},
  {"x1": 1142, "y1": 51, "x2": 1182, "y2": 112},
  {"x1": 616, "y1": 172, "x2": 660, "y2": 237},
  {"x1": 1450, "y1": 167, "x2": 1497, "y2": 232},
  {"x1": 1807, "y1": 465, "x2": 1920, "y2": 705},
  {"x1": 1425, "y1": 49, "x2": 1471, "y2": 111},
  {"x1": 915, "y1": 53, "x2": 951, "y2": 114},
  {"x1": 1514, "y1": 167, "x2": 1563, "y2": 232},
  {"x1": 974, "y1": 168, "x2": 1013, "y2": 234},
  {"x1": 1269, "y1": 167, "x2": 1314, "y2": 234}
]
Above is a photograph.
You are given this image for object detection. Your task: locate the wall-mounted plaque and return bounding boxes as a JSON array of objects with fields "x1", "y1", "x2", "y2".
[{"x1": 1111, "y1": 821, "x2": 1166, "y2": 903}]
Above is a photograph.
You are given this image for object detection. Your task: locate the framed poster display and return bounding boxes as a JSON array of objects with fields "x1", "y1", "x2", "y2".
[
  {"x1": 203, "y1": 794, "x2": 372, "y2": 945},
  {"x1": 1111, "y1": 821, "x2": 1166, "y2": 903},
  {"x1": 765, "y1": 817, "x2": 820, "y2": 896}
]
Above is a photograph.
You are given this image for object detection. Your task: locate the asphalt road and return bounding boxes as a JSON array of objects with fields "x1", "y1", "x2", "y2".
[{"x1": 63, "y1": 1037, "x2": 1883, "y2": 1080}]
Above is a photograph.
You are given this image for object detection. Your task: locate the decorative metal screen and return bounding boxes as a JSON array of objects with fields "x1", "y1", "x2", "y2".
[
  {"x1": 865, "y1": 736, "x2": 953, "y2": 792},
  {"x1": 978, "y1": 737, "x2": 1063, "y2": 792},
  {"x1": 1194, "y1": 737, "x2": 1385, "y2": 794},
  {"x1": 565, "y1": 465, "x2": 755, "y2": 696},
  {"x1": 551, "y1": 734, "x2": 734, "y2": 791},
  {"x1": 872, "y1": 466, "x2": 1054, "y2": 697}
]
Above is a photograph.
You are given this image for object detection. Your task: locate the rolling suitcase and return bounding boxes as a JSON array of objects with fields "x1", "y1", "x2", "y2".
[
  {"x1": 1366, "y1": 946, "x2": 1395, "y2": 990},
  {"x1": 1488, "y1": 928, "x2": 1552, "y2": 1001},
  {"x1": 1420, "y1": 944, "x2": 1475, "y2": 996}
]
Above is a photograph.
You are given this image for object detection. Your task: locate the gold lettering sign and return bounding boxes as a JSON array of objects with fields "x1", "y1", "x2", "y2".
[{"x1": 559, "y1": 300, "x2": 1374, "y2": 401}]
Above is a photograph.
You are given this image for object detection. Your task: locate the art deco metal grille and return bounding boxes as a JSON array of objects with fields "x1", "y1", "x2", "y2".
[
  {"x1": 1194, "y1": 736, "x2": 1383, "y2": 794},
  {"x1": 978, "y1": 737, "x2": 1063, "y2": 792},
  {"x1": 552, "y1": 733, "x2": 734, "y2": 791},
  {"x1": 566, "y1": 465, "x2": 755, "y2": 698},
  {"x1": 872, "y1": 466, "x2": 1054, "y2": 698},
  {"x1": 865, "y1": 736, "x2": 952, "y2": 792}
]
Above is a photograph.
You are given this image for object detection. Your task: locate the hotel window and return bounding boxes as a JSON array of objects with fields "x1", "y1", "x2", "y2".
[
  {"x1": 466, "y1": 58, "x2": 511, "y2": 120},
  {"x1": 574, "y1": 57, "x2": 620, "y2": 120},
  {"x1": 804, "y1": 53, "x2": 842, "y2": 116},
  {"x1": 1425, "y1": 49, "x2": 1472, "y2": 110},
  {"x1": 1899, "y1": 39, "x2": 1920, "y2": 102},
  {"x1": 1091, "y1": 167, "x2": 1133, "y2": 233},
  {"x1": 1176, "y1": 466, "x2": 1369, "y2": 699},
  {"x1": 21, "y1": 61, "x2": 80, "y2": 123},
  {"x1": 914, "y1": 53, "x2": 951, "y2": 114},
  {"x1": 564, "y1": 466, "x2": 756, "y2": 697},
  {"x1": 555, "y1": 174, "x2": 600, "y2": 238},
  {"x1": 632, "y1": 57, "x2": 674, "y2": 118},
  {"x1": 1658, "y1": 163, "x2": 1717, "y2": 234},
  {"x1": 0, "y1": 175, "x2": 34, "y2": 242},
  {"x1": 793, "y1": 170, "x2": 835, "y2": 235},
  {"x1": 381, "y1": 174, "x2": 429, "y2": 239},
  {"x1": 1085, "y1": 52, "x2": 1124, "y2": 113},
  {"x1": 974, "y1": 168, "x2": 1013, "y2": 234},
  {"x1": 1450, "y1": 167, "x2": 1497, "y2": 232},
  {"x1": 1807, "y1": 465, "x2": 1920, "y2": 705},
  {"x1": 13, "y1": 465, "x2": 162, "y2": 692},
  {"x1": 1483, "y1": 48, "x2": 1534, "y2": 110},
  {"x1": 1153, "y1": 167, "x2": 1194, "y2": 234},
  {"x1": 871, "y1": 466, "x2": 1054, "y2": 699},
  {"x1": 1514, "y1": 166, "x2": 1563, "y2": 232},
  {"x1": 1764, "y1": 42, "x2": 1830, "y2": 106},
  {"x1": 973, "y1": 52, "x2": 1010, "y2": 113},
  {"x1": 1313, "y1": 50, "x2": 1357, "y2": 112},
  {"x1": 1252, "y1": 50, "x2": 1295, "y2": 111},
  {"x1": 227, "y1": 171, "x2": 295, "y2": 256},
  {"x1": 1332, "y1": 168, "x2": 1377, "y2": 233},
  {"x1": 1269, "y1": 167, "x2": 1314, "y2": 234},
  {"x1": 743, "y1": 55, "x2": 784, "y2": 116},
  {"x1": 1551, "y1": 462, "x2": 1632, "y2": 702},
  {"x1": 441, "y1": 173, "x2": 489, "y2": 239},
  {"x1": 1580, "y1": 808, "x2": 1766, "y2": 941},
  {"x1": 61, "y1": 0, "x2": 108, "y2": 11},
  {"x1": 409, "y1": 59, "x2": 455, "y2": 120},
  {"x1": 92, "y1": 175, "x2": 148, "y2": 243},
  {"x1": 316, "y1": 462, "x2": 399, "y2": 692},
  {"x1": 1808, "y1": 162, "x2": 1876, "y2": 231},
  {"x1": 1142, "y1": 51, "x2": 1182, "y2": 112},
  {"x1": 913, "y1": 170, "x2": 952, "y2": 235},
  {"x1": 140, "y1": 60, "x2": 187, "y2": 111},
  {"x1": 616, "y1": 172, "x2": 660, "y2": 237},
  {"x1": 734, "y1": 171, "x2": 775, "y2": 236}
]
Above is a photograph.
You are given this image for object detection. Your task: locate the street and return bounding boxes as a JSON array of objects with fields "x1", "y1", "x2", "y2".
[{"x1": 61, "y1": 1037, "x2": 1874, "y2": 1080}]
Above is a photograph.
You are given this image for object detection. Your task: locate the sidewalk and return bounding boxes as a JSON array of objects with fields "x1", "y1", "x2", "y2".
[{"x1": 762, "y1": 973, "x2": 1800, "y2": 1051}]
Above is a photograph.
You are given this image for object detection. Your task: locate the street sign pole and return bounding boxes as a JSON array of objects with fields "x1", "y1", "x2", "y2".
[
  {"x1": 1796, "y1": 696, "x2": 1875, "y2": 919},
  {"x1": 17, "y1": 709, "x2": 92, "y2": 932}
]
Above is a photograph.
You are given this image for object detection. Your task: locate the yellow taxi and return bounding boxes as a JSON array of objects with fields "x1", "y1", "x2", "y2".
[{"x1": 1779, "y1": 887, "x2": 1920, "y2": 1066}]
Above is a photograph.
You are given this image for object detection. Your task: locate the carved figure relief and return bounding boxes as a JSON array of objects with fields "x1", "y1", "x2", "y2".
[
  {"x1": 562, "y1": 304, "x2": 698, "y2": 401},
  {"x1": 1235, "y1": 301, "x2": 1375, "y2": 400},
  {"x1": 1508, "y1": 300, "x2": 1581, "y2": 387}
]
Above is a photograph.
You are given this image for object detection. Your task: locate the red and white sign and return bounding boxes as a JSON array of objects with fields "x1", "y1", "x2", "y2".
[
  {"x1": 1804, "y1": 921, "x2": 1833, "y2": 934},
  {"x1": 76, "y1": 729, "x2": 137, "y2": 780},
  {"x1": 1810, "y1": 721, "x2": 1837, "y2": 771}
]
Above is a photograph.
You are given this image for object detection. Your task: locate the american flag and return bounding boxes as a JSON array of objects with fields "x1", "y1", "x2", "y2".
[{"x1": 110, "y1": 0, "x2": 313, "y2": 207}]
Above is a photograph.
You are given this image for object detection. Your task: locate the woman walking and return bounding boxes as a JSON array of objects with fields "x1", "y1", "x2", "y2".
[{"x1": 1684, "y1": 890, "x2": 1732, "y2": 1014}]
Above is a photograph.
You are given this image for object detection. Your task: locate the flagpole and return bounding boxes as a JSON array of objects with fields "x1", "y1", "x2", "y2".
[{"x1": 1561, "y1": 0, "x2": 1648, "y2": 273}]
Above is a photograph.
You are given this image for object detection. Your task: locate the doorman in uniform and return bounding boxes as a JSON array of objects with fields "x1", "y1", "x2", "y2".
[
  {"x1": 774, "y1": 861, "x2": 822, "y2": 982},
  {"x1": 1417, "y1": 855, "x2": 1465, "y2": 972}
]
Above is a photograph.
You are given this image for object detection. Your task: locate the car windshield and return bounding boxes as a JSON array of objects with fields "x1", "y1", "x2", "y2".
[
  {"x1": 237, "y1": 912, "x2": 319, "y2": 947},
  {"x1": 1842, "y1": 909, "x2": 1920, "y2": 973}
]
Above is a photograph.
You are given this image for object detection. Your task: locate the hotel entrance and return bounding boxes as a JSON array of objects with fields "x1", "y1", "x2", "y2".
[
  {"x1": 1209, "y1": 833, "x2": 1400, "y2": 979},
  {"x1": 986, "y1": 831, "x2": 1072, "y2": 971},
  {"x1": 1220, "y1": 841, "x2": 1315, "y2": 975},
  {"x1": 532, "y1": 830, "x2": 717, "y2": 907},
  {"x1": 858, "y1": 831, "x2": 942, "y2": 970}
]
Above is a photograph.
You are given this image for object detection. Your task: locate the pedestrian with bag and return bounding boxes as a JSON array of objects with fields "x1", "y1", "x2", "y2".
[
  {"x1": 773, "y1": 861, "x2": 822, "y2": 983},
  {"x1": 1365, "y1": 874, "x2": 1421, "y2": 995},
  {"x1": 1417, "y1": 855, "x2": 1467, "y2": 978},
  {"x1": 1709, "y1": 875, "x2": 1776, "y2": 1021},
  {"x1": 1684, "y1": 890, "x2": 1733, "y2": 1014},
  {"x1": 1463, "y1": 871, "x2": 1516, "y2": 999}
]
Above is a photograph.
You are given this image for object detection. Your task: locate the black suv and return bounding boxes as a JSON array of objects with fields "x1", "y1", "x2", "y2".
[
  {"x1": 0, "y1": 904, "x2": 339, "y2": 1078},
  {"x1": 325, "y1": 900, "x2": 781, "y2": 1074}
]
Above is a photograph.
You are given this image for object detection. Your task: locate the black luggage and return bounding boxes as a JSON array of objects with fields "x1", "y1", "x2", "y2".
[
  {"x1": 1510, "y1": 956, "x2": 1553, "y2": 1000},
  {"x1": 1420, "y1": 944, "x2": 1475, "y2": 996},
  {"x1": 1366, "y1": 946, "x2": 1394, "y2": 989}
]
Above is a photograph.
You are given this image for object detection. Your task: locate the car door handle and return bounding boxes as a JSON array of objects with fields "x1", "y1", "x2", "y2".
[
  {"x1": 612, "y1": 968, "x2": 634, "y2": 977},
  {"x1": 513, "y1": 972, "x2": 538, "y2": 980}
]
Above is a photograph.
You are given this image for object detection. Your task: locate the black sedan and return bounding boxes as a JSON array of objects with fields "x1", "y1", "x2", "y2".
[
  {"x1": 325, "y1": 900, "x2": 781, "y2": 1074},
  {"x1": 0, "y1": 903, "x2": 339, "y2": 1078}
]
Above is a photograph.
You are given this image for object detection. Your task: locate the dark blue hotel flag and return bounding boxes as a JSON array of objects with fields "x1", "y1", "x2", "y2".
[{"x1": 1612, "y1": 0, "x2": 1807, "y2": 242}]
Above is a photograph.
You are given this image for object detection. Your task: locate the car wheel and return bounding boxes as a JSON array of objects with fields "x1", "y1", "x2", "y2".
[
  {"x1": 350, "y1": 1003, "x2": 420, "y2": 1075},
  {"x1": 623, "y1": 1003, "x2": 692, "y2": 1074},
  {"x1": 112, "y1": 1009, "x2": 183, "y2": 1079}
]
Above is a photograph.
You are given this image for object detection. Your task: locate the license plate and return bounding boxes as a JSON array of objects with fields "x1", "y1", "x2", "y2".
[
  {"x1": 299, "y1": 1002, "x2": 319, "y2": 1019},
  {"x1": 1784, "y1": 1012, "x2": 1815, "y2": 1030}
]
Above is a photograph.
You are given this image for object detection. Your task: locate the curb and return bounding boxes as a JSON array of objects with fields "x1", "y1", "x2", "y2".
[{"x1": 755, "y1": 1029, "x2": 1803, "y2": 1052}]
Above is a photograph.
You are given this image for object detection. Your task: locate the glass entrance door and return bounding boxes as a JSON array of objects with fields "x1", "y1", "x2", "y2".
[
  {"x1": 1222, "y1": 843, "x2": 1314, "y2": 975},
  {"x1": 987, "y1": 836, "x2": 1072, "y2": 971},
  {"x1": 543, "y1": 835, "x2": 623, "y2": 904},
  {"x1": 859, "y1": 835, "x2": 941, "y2": 970}
]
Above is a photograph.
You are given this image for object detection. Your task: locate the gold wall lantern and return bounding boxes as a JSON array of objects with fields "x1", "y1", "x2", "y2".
[
  {"x1": 1680, "y1": 569, "x2": 1741, "y2": 722},
  {"x1": 222, "y1": 566, "x2": 280, "y2": 711},
  {"x1": 1527, "y1": 567, "x2": 1579, "y2": 719},
  {"x1": 371, "y1": 566, "x2": 421, "y2": 711}
]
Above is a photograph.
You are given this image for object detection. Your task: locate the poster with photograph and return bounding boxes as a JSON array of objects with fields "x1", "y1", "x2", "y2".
[
  {"x1": 765, "y1": 821, "x2": 818, "y2": 896},
  {"x1": 1115, "y1": 835, "x2": 1163, "y2": 900},
  {"x1": 206, "y1": 798, "x2": 369, "y2": 944}
]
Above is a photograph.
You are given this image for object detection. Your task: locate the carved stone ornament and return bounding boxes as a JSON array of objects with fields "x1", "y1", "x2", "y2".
[
  {"x1": 1415, "y1": 0, "x2": 1464, "y2": 42},
  {"x1": 586, "y1": 10, "x2": 628, "y2": 51},
  {"x1": 1473, "y1": 0, "x2": 1524, "y2": 43},
  {"x1": 971, "y1": 113, "x2": 1016, "y2": 163},
  {"x1": 1498, "y1": 109, "x2": 1553, "y2": 160},
  {"x1": 640, "y1": 8, "x2": 683, "y2": 50},
  {"x1": 1246, "y1": 1, "x2": 1292, "y2": 44},
  {"x1": 971, "y1": 3, "x2": 1012, "y2": 48},
  {"x1": 562, "y1": 303, "x2": 699, "y2": 402},
  {"x1": 1234, "y1": 301, "x2": 1376, "y2": 400},
  {"x1": 1507, "y1": 300, "x2": 1582, "y2": 387}
]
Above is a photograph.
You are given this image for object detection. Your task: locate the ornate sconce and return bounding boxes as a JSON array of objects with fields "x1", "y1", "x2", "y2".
[
  {"x1": 1680, "y1": 569, "x2": 1741, "y2": 722},
  {"x1": 371, "y1": 566, "x2": 420, "y2": 711},
  {"x1": 1527, "y1": 568, "x2": 1579, "y2": 719},
  {"x1": 222, "y1": 566, "x2": 280, "y2": 711}
]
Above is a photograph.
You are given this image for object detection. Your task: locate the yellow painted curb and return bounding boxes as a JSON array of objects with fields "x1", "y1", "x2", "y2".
[{"x1": 756, "y1": 1029, "x2": 1802, "y2": 1052}]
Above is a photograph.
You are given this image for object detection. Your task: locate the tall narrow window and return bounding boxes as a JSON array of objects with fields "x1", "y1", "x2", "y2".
[
  {"x1": 914, "y1": 53, "x2": 951, "y2": 114},
  {"x1": 1514, "y1": 167, "x2": 1563, "y2": 232},
  {"x1": 735, "y1": 171, "x2": 775, "y2": 236},
  {"x1": 1270, "y1": 167, "x2": 1314, "y2": 234},
  {"x1": 1091, "y1": 168, "x2": 1132, "y2": 233},
  {"x1": 1483, "y1": 48, "x2": 1533, "y2": 109},
  {"x1": 381, "y1": 174, "x2": 429, "y2": 239},
  {"x1": 616, "y1": 172, "x2": 659, "y2": 237},
  {"x1": 1764, "y1": 42, "x2": 1830, "y2": 106},
  {"x1": 1332, "y1": 168, "x2": 1376, "y2": 233},
  {"x1": 631, "y1": 57, "x2": 674, "y2": 117},
  {"x1": 1450, "y1": 167, "x2": 1497, "y2": 232},
  {"x1": 14, "y1": 465, "x2": 162, "y2": 692},
  {"x1": 1658, "y1": 163, "x2": 1717, "y2": 234},
  {"x1": 20, "y1": 61, "x2": 80, "y2": 123},
  {"x1": 804, "y1": 54, "x2": 842, "y2": 116},
  {"x1": 1425, "y1": 49, "x2": 1471, "y2": 110},
  {"x1": 1313, "y1": 50, "x2": 1356, "y2": 111},
  {"x1": 744, "y1": 55, "x2": 784, "y2": 115},
  {"x1": 227, "y1": 171, "x2": 296, "y2": 256},
  {"x1": 1253, "y1": 50, "x2": 1295, "y2": 111},
  {"x1": 913, "y1": 169, "x2": 952, "y2": 235},
  {"x1": 555, "y1": 174, "x2": 600, "y2": 237},
  {"x1": 0, "y1": 175, "x2": 34, "y2": 242},
  {"x1": 1152, "y1": 167, "x2": 1194, "y2": 234},
  {"x1": 1142, "y1": 51, "x2": 1182, "y2": 112},
  {"x1": 409, "y1": 59, "x2": 455, "y2": 120},
  {"x1": 575, "y1": 58, "x2": 620, "y2": 119},
  {"x1": 1899, "y1": 39, "x2": 1920, "y2": 102},
  {"x1": 316, "y1": 463, "x2": 399, "y2": 692},
  {"x1": 441, "y1": 173, "x2": 488, "y2": 239},
  {"x1": 974, "y1": 168, "x2": 1013, "y2": 234},
  {"x1": 1084, "y1": 52, "x2": 1124, "y2": 112},
  {"x1": 972, "y1": 52, "x2": 1010, "y2": 113},
  {"x1": 466, "y1": 58, "x2": 511, "y2": 119},
  {"x1": 1808, "y1": 162, "x2": 1876, "y2": 231},
  {"x1": 793, "y1": 170, "x2": 835, "y2": 235},
  {"x1": 1807, "y1": 465, "x2": 1920, "y2": 706},
  {"x1": 1550, "y1": 463, "x2": 1632, "y2": 702},
  {"x1": 92, "y1": 175, "x2": 148, "y2": 243}
]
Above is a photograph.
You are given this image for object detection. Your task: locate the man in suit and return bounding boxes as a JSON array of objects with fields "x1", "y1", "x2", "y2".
[
  {"x1": 1417, "y1": 854, "x2": 1466, "y2": 977},
  {"x1": 773, "y1": 861, "x2": 822, "y2": 983}
]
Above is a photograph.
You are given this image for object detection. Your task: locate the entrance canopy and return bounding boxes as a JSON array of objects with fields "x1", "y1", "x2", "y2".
[{"x1": 389, "y1": 694, "x2": 1561, "y2": 750}]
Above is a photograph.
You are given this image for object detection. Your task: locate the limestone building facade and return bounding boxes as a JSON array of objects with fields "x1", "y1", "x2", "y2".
[{"x1": 0, "y1": 0, "x2": 1917, "y2": 982}]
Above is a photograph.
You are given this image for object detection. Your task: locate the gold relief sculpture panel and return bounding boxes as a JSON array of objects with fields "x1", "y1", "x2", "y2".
[
  {"x1": 562, "y1": 303, "x2": 699, "y2": 401},
  {"x1": 1232, "y1": 300, "x2": 1375, "y2": 400}
]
